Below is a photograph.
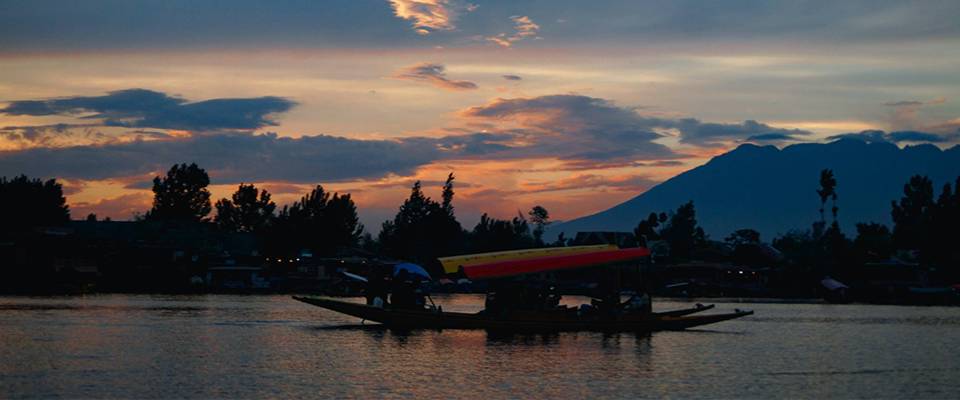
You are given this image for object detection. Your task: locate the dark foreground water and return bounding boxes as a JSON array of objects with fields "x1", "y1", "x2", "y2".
[{"x1": 1, "y1": 295, "x2": 958, "y2": 399}]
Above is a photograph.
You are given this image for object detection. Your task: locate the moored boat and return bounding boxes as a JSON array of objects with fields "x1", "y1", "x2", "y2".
[{"x1": 293, "y1": 296, "x2": 751, "y2": 332}]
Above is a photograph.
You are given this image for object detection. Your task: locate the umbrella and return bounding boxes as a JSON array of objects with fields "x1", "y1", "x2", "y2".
[{"x1": 394, "y1": 263, "x2": 431, "y2": 281}]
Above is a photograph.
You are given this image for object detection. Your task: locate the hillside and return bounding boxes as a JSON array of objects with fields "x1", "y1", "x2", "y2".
[{"x1": 550, "y1": 139, "x2": 960, "y2": 241}]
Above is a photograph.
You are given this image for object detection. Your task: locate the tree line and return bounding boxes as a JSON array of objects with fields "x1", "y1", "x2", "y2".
[
  {"x1": 630, "y1": 169, "x2": 960, "y2": 286},
  {"x1": 0, "y1": 163, "x2": 554, "y2": 265},
  {"x1": 3, "y1": 163, "x2": 958, "y2": 283}
]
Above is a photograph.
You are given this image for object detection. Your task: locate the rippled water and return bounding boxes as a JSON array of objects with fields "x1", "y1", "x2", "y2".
[{"x1": 2, "y1": 294, "x2": 958, "y2": 399}]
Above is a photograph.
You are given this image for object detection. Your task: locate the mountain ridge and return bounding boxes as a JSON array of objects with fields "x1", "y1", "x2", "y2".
[{"x1": 549, "y1": 139, "x2": 960, "y2": 241}]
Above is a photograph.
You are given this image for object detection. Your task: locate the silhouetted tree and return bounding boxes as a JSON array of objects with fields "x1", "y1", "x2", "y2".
[
  {"x1": 852, "y1": 222, "x2": 893, "y2": 263},
  {"x1": 214, "y1": 183, "x2": 276, "y2": 233},
  {"x1": 379, "y1": 177, "x2": 464, "y2": 263},
  {"x1": 659, "y1": 201, "x2": 706, "y2": 259},
  {"x1": 528, "y1": 205, "x2": 551, "y2": 245},
  {"x1": 773, "y1": 230, "x2": 819, "y2": 271},
  {"x1": 0, "y1": 175, "x2": 70, "y2": 234},
  {"x1": 725, "y1": 228, "x2": 761, "y2": 247},
  {"x1": 359, "y1": 232, "x2": 379, "y2": 253},
  {"x1": 726, "y1": 229, "x2": 773, "y2": 266},
  {"x1": 441, "y1": 173, "x2": 455, "y2": 216},
  {"x1": 86, "y1": 213, "x2": 97, "y2": 222},
  {"x1": 554, "y1": 232, "x2": 567, "y2": 247},
  {"x1": 323, "y1": 192, "x2": 364, "y2": 251},
  {"x1": 817, "y1": 169, "x2": 837, "y2": 225},
  {"x1": 469, "y1": 212, "x2": 534, "y2": 252},
  {"x1": 633, "y1": 212, "x2": 666, "y2": 246},
  {"x1": 891, "y1": 175, "x2": 934, "y2": 251},
  {"x1": 269, "y1": 185, "x2": 363, "y2": 256},
  {"x1": 820, "y1": 222, "x2": 850, "y2": 275},
  {"x1": 927, "y1": 178, "x2": 960, "y2": 275},
  {"x1": 145, "y1": 163, "x2": 211, "y2": 222}
]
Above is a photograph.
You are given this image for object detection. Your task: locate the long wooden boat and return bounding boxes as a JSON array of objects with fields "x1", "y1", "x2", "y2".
[
  {"x1": 462, "y1": 247, "x2": 651, "y2": 280},
  {"x1": 293, "y1": 296, "x2": 751, "y2": 332},
  {"x1": 438, "y1": 245, "x2": 616, "y2": 274}
]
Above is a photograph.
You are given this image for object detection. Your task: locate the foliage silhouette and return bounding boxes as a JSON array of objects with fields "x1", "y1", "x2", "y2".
[
  {"x1": 0, "y1": 175, "x2": 70, "y2": 234},
  {"x1": 891, "y1": 175, "x2": 934, "y2": 251},
  {"x1": 659, "y1": 201, "x2": 707, "y2": 259},
  {"x1": 378, "y1": 176, "x2": 464, "y2": 264},
  {"x1": 633, "y1": 212, "x2": 666, "y2": 247},
  {"x1": 470, "y1": 212, "x2": 534, "y2": 252},
  {"x1": 890, "y1": 175, "x2": 960, "y2": 274},
  {"x1": 528, "y1": 205, "x2": 551, "y2": 245},
  {"x1": 817, "y1": 169, "x2": 838, "y2": 224},
  {"x1": 267, "y1": 185, "x2": 362, "y2": 256},
  {"x1": 214, "y1": 183, "x2": 276, "y2": 233},
  {"x1": 631, "y1": 202, "x2": 705, "y2": 259},
  {"x1": 725, "y1": 229, "x2": 761, "y2": 247},
  {"x1": 145, "y1": 163, "x2": 212, "y2": 222},
  {"x1": 852, "y1": 222, "x2": 893, "y2": 263}
]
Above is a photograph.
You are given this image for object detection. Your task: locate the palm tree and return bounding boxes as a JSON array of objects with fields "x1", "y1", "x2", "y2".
[{"x1": 817, "y1": 169, "x2": 837, "y2": 224}]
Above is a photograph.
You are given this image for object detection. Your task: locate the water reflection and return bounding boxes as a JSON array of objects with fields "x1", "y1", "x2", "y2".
[
  {"x1": 1, "y1": 295, "x2": 959, "y2": 399},
  {"x1": 486, "y1": 331, "x2": 561, "y2": 345}
]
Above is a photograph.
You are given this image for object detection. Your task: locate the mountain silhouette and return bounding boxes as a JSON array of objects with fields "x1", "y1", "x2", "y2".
[{"x1": 550, "y1": 139, "x2": 960, "y2": 241}]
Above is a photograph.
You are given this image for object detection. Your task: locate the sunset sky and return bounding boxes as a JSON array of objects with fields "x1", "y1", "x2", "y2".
[{"x1": 2, "y1": 0, "x2": 959, "y2": 231}]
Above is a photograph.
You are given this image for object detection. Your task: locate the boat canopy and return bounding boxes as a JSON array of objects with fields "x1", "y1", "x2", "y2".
[
  {"x1": 438, "y1": 244, "x2": 616, "y2": 274},
  {"x1": 461, "y1": 247, "x2": 651, "y2": 280},
  {"x1": 394, "y1": 263, "x2": 431, "y2": 281}
]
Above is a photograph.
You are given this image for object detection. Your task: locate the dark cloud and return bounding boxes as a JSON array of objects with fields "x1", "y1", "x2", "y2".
[
  {"x1": 746, "y1": 133, "x2": 804, "y2": 142},
  {"x1": 826, "y1": 129, "x2": 959, "y2": 144},
  {"x1": 460, "y1": 95, "x2": 678, "y2": 162},
  {"x1": 0, "y1": 123, "x2": 71, "y2": 144},
  {"x1": 1, "y1": 89, "x2": 296, "y2": 131},
  {"x1": 393, "y1": 63, "x2": 478, "y2": 91},
  {"x1": 1, "y1": 1, "x2": 959, "y2": 52},
  {"x1": 459, "y1": 94, "x2": 809, "y2": 158},
  {"x1": 887, "y1": 131, "x2": 958, "y2": 143},
  {"x1": 0, "y1": 123, "x2": 113, "y2": 148},
  {"x1": 0, "y1": 132, "x2": 442, "y2": 183},
  {"x1": 502, "y1": 75, "x2": 523, "y2": 81},
  {"x1": 663, "y1": 118, "x2": 811, "y2": 146},
  {"x1": 0, "y1": 92, "x2": 885, "y2": 186},
  {"x1": 884, "y1": 100, "x2": 924, "y2": 107}
]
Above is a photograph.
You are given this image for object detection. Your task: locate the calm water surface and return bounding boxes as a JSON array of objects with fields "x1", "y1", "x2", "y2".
[{"x1": 1, "y1": 294, "x2": 958, "y2": 399}]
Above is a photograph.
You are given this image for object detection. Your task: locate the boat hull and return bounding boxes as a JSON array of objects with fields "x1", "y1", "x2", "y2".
[
  {"x1": 293, "y1": 296, "x2": 750, "y2": 332},
  {"x1": 438, "y1": 245, "x2": 615, "y2": 274}
]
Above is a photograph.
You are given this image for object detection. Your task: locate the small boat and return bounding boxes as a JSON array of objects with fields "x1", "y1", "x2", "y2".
[{"x1": 292, "y1": 296, "x2": 751, "y2": 332}]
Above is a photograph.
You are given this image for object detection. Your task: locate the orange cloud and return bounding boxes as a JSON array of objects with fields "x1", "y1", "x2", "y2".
[
  {"x1": 388, "y1": 0, "x2": 471, "y2": 35},
  {"x1": 486, "y1": 16, "x2": 540, "y2": 48}
]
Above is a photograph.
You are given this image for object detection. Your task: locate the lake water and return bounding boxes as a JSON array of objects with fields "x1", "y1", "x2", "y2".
[{"x1": 1, "y1": 294, "x2": 958, "y2": 399}]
